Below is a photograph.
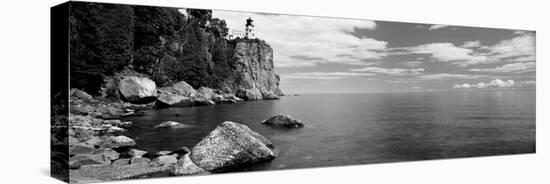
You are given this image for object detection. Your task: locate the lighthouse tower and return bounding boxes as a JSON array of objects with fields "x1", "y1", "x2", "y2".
[{"x1": 245, "y1": 17, "x2": 255, "y2": 39}]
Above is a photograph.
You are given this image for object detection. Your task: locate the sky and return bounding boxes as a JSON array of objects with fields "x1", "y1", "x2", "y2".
[{"x1": 211, "y1": 10, "x2": 536, "y2": 94}]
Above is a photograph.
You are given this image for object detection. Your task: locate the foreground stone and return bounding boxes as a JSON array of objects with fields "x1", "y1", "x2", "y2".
[
  {"x1": 169, "y1": 154, "x2": 210, "y2": 176},
  {"x1": 188, "y1": 121, "x2": 275, "y2": 172},
  {"x1": 70, "y1": 163, "x2": 171, "y2": 182},
  {"x1": 118, "y1": 76, "x2": 158, "y2": 104},
  {"x1": 262, "y1": 114, "x2": 304, "y2": 128}
]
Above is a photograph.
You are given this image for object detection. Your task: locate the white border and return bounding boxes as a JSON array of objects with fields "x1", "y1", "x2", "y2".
[{"x1": 0, "y1": 0, "x2": 546, "y2": 183}]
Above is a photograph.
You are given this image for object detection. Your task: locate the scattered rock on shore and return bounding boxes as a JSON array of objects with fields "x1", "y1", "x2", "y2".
[
  {"x1": 99, "y1": 135, "x2": 136, "y2": 148},
  {"x1": 128, "y1": 149, "x2": 148, "y2": 158},
  {"x1": 262, "y1": 114, "x2": 304, "y2": 128},
  {"x1": 156, "y1": 90, "x2": 192, "y2": 107}
]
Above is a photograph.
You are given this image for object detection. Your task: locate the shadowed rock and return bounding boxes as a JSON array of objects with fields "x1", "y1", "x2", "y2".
[{"x1": 262, "y1": 114, "x2": 304, "y2": 128}]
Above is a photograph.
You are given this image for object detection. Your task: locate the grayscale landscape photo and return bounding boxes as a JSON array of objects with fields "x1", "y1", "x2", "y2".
[{"x1": 50, "y1": 1, "x2": 536, "y2": 183}]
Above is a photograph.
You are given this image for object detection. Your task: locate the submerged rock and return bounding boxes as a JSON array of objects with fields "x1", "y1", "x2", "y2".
[
  {"x1": 262, "y1": 114, "x2": 304, "y2": 128},
  {"x1": 118, "y1": 76, "x2": 158, "y2": 104},
  {"x1": 189, "y1": 121, "x2": 275, "y2": 172},
  {"x1": 154, "y1": 121, "x2": 194, "y2": 129}
]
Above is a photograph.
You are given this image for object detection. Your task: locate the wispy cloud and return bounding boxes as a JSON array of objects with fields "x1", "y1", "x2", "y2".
[
  {"x1": 469, "y1": 62, "x2": 535, "y2": 73},
  {"x1": 418, "y1": 73, "x2": 488, "y2": 80},
  {"x1": 281, "y1": 72, "x2": 375, "y2": 80},
  {"x1": 350, "y1": 67, "x2": 424, "y2": 76},
  {"x1": 428, "y1": 24, "x2": 450, "y2": 30}
]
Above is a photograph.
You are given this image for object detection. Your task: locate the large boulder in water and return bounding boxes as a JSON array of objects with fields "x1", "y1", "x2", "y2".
[
  {"x1": 262, "y1": 114, "x2": 304, "y2": 128},
  {"x1": 236, "y1": 88, "x2": 262, "y2": 101},
  {"x1": 118, "y1": 76, "x2": 158, "y2": 104},
  {"x1": 188, "y1": 121, "x2": 275, "y2": 172}
]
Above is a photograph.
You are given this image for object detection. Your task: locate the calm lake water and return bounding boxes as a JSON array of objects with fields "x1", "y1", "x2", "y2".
[{"x1": 122, "y1": 90, "x2": 535, "y2": 171}]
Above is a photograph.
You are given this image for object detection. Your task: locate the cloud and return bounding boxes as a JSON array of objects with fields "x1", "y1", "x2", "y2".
[
  {"x1": 428, "y1": 24, "x2": 450, "y2": 30},
  {"x1": 404, "y1": 61, "x2": 423, "y2": 67},
  {"x1": 453, "y1": 79, "x2": 515, "y2": 88},
  {"x1": 389, "y1": 32, "x2": 535, "y2": 66},
  {"x1": 281, "y1": 72, "x2": 375, "y2": 80},
  {"x1": 489, "y1": 32, "x2": 535, "y2": 60},
  {"x1": 213, "y1": 11, "x2": 386, "y2": 68},
  {"x1": 461, "y1": 41, "x2": 482, "y2": 48},
  {"x1": 350, "y1": 67, "x2": 424, "y2": 76},
  {"x1": 418, "y1": 73, "x2": 488, "y2": 80},
  {"x1": 469, "y1": 62, "x2": 535, "y2": 73},
  {"x1": 393, "y1": 43, "x2": 488, "y2": 66}
]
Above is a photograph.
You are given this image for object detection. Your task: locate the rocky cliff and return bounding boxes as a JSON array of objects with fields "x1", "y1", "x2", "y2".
[
  {"x1": 224, "y1": 40, "x2": 283, "y2": 97},
  {"x1": 69, "y1": 2, "x2": 282, "y2": 99}
]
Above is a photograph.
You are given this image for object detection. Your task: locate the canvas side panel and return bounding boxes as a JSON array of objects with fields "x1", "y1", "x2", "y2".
[{"x1": 51, "y1": 2, "x2": 70, "y2": 183}]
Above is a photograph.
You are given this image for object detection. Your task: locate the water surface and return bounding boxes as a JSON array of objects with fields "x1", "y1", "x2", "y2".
[{"x1": 122, "y1": 90, "x2": 536, "y2": 171}]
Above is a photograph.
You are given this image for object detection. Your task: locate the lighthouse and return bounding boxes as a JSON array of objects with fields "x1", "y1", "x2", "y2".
[{"x1": 245, "y1": 17, "x2": 255, "y2": 39}]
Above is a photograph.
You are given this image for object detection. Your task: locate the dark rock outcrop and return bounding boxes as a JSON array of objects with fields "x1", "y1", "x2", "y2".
[
  {"x1": 187, "y1": 121, "x2": 275, "y2": 172},
  {"x1": 262, "y1": 114, "x2": 304, "y2": 128},
  {"x1": 118, "y1": 76, "x2": 158, "y2": 104}
]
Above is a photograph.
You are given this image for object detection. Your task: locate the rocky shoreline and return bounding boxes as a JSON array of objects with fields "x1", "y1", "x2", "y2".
[{"x1": 52, "y1": 76, "x2": 299, "y2": 183}]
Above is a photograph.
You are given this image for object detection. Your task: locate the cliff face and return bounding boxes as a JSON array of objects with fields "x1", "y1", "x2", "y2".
[{"x1": 225, "y1": 41, "x2": 282, "y2": 96}]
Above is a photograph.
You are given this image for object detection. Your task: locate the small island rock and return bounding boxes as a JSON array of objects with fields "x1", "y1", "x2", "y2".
[{"x1": 262, "y1": 114, "x2": 304, "y2": 128}]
